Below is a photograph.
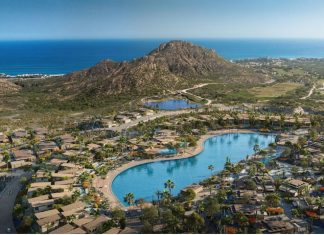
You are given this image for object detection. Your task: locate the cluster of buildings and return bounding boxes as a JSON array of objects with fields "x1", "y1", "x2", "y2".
[
  {"x1": 0, "y1": 106, "x2": 323, "y2": 234},
  {"x1": 115, "y1": 109, "x2": 154, "y2": 124},
  {"x1": 25, "y1": 156, "x2": 112, "y2": 233}
]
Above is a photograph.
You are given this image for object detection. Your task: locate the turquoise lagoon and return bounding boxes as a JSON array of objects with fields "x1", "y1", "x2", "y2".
[
  {"x1": 112, "y1": 132, "x2": 276, "y2": 206},
  {"x1": 144, "y1": 99, "x2": 201, "y2": 110}
]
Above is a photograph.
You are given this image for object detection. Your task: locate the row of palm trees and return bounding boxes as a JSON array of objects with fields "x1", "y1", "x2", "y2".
[{"x1": 124, "y1": 179, "x2": 176, "y2": 207}]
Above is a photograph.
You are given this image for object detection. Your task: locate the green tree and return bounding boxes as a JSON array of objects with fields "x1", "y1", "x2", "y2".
[
  {"x1": 161, "y1": 210, "x2": 181, "y2": 233},
  {"x1": 216, "y1": 189, "x2": 227, "y2": 203},
  {"x1": 255, "y1": 162, "x2": 265, "y2": 173},
  {"x1": 124, "y1": 192, "x2": 135, "y2": 206},
  {"x1": 253, "y1": 144, "x2": 260, "y2": 155},
  {"x1": 179, "y1": 189, "x2": 196, "y2": 202},
  {"x1": 208, "y1": 164, "x2": 214, "y2": 177},
  {"x1": 141, "y1": 221, "x2": 153, "y2": 233},
  {"x1": 140, "y1": 206, "x2": 159, "y2": 225},
  {"x1": 3, "y1": 151, "x2": 11, "y2": 168},
  {"x1": 155, "y1": 190, "x2": 162, "y2": 205},
  {"x1": 206, "y1": 178, "x2": 214, "y2": 195},
  {"x1": 203, "y1": 197, "x2": 220, "y2": 218},
  {"x1": 55, "y1": 137, "x2": 64, "y2": 149},
  {"x1": 245, "y1": 179, "x2": 257, "y2": 190},
  {"x1": 265, "y1": 193, "x2": 281, "y2": 207},
  {"x1": 291, "y1": 208, "x2": 300, "y2": 218},
  {"x1": 164, "y1": 179, "x2": 175, "y2": 194},
  {"x1": 184, "y1": 212, "x2": 205, "y2": 233},
  {"x1": 111, "y1": 207, "x2": 126, "y2": 225},
  {"x1": 248, "y1": 164, "x2": 257, "y2": 177},
  {"x1": 224, "y1": 156, "x2": 232, "y2": 171},
  {"x1": 291, "y1": 166, "x2": 299, "y2": 177},
  {"x1": 274, "y1": 178, "x2": 282, "y2": 191},
  {"x1": 161, "y1": 190, "x2": 172, "y2": 205},
  {"x1": 135, "y1": 198, "x2": 146, "y2": 209}
]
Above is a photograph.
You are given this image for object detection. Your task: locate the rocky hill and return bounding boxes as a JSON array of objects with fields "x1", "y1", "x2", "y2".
[{"x1": 57, "y1": 40, "x2": 268, "y2": 97}]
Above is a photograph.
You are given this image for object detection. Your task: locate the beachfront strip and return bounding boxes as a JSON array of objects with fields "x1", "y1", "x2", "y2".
[{"x1": 0, "y1": 107, "x2": 324, "y2": 233}]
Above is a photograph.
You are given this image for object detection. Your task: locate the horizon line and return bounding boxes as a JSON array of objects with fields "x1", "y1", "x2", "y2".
[{"x1": 2, "y1": 37, "x2": 324, "y2": 41}]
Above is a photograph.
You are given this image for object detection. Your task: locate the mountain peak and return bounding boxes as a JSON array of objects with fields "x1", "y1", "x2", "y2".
[
  {"x1": 149, "y1": 40, "x2": 217, "y2": 58},
  {"x1": 60, "y1": 40, "x2": 266, "y2": 97},
  {"x1": 151, "y1": 40, "x2": 195, "y2": 52}
]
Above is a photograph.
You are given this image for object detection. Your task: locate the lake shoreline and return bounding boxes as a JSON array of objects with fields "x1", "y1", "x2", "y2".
[{"x1": 93, "y1": 128, "x2": 260, "y2": 209}]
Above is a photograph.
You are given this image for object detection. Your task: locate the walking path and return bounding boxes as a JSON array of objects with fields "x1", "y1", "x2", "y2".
[
  {"x1": 180, "y1": 82, "x2": 219, "y2": 105},
  {"x1": 181, "y1": 82, "x2": 219, "y2": 93},
  {"x1": 301, "y1": 85, "x2": 316, "y2": 100},
  {"x1": 93, "y1": 129, "x2": 255, "y2": 209}
]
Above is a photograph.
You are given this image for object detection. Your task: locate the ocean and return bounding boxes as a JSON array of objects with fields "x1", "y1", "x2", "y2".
[{"x1": 1, "y1": 39, "x2": 324, "y2": 76}]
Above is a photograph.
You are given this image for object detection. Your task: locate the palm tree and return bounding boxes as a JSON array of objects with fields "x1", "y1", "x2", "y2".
[
  {"x1": 279, "y1": 114, "x2": 286, "y2": 130},
  {"x1": 135, "y1": 198, "x2": 145, "y2": 209},
  {"x1": 164, "y1": 179, "x2": 175, "y2": 194},
  {"x1": 274, "y1": 178, "x2": 282, "y2": 191},
  {"x1": 248, "y1": 112, "x2": 256, "y2": 127},
  {"x1": 161, "y1": 190, "x2": 172, "y2": 205},
  {"x1": 275, "y1": 135, "x2": 280, "y2": 144},
  {"x1": 253, "y1": 144, "x2": 260, "y2": 155},
  {"x1": 156, "y1": 190, "x2": 162, "y2": 205},
  {"x1": 207, "y1": 178, "x2": 214, "y2": 195},
  {"x1": 248, "y1": 164, "x2": 257, "y2": 177},
  {"x1": 55, "y1": 137, "x2": 64, "y2": 150},
  {"x1": 118, "y1": 136, "x2": 128, "y2": 154},
  {"x1": 3, "y1": 151, "x2": 11, "y2": 168},
  {"x1": 208, "y1": 165, "x2": 214, "y2": 177},
  {"x1": 124, "y1": 192, "x2": 135, "y2": 206},
  {"x1": 224, "y1": 156, "x2": 232, "y2": 171},
  {"x1": 255, "y1": 162, "x2": 265, "y2": 173}
]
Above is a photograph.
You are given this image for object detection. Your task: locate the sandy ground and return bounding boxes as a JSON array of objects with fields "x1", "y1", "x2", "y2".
[{"x1": 93, "y1": 129, "x2": 256, "y2": 209}]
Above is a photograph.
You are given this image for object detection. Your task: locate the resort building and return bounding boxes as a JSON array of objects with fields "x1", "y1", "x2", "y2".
[
  {"x1": 36, "y1": 213, "x2": 61, "y2": 233},
  {"x1": 115, "y1": 115, "x2": 131, "y2": 124},
  {"x1": 49, "y1": 223, "x2": 75, "y2": 234},
  {"x1": 82, "y1": 215, "x2": 110, "y2": 233},
  {"x1": 60, "y1": 201, "x2": 86, "y2": 218},
  {"x1": 11, "y1": 149, "x2": 35, "y2": 162}
]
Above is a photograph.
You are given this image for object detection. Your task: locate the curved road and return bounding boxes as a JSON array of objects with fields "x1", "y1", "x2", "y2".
[{"x1": 0, "y1": 171, "x2": 31, "y2": 234}]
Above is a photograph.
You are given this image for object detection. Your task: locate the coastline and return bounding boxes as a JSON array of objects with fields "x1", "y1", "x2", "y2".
[{"x1": 93, "y1": 128, "x2": 259, "y2": 209}]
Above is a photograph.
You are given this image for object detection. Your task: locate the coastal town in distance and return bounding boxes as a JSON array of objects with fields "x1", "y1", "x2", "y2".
[{"x1": 1, "y1": 0, "x2": 324, "y2": 234}]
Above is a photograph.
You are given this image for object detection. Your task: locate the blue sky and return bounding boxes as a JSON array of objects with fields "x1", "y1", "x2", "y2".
[{"x1": 1, "y1": 0, "x2": 324, "y2": 39}]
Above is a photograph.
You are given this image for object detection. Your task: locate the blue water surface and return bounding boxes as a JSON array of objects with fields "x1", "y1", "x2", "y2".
[
  {"x1": 144, "y1": 99, "x2": 201, "y2": 110},
  {"x1": 1, "y1": 39, "x2": 324, "y2": 75},
  {"x1": 112, "y1": 132, "x2": 275, "y2": 206}
]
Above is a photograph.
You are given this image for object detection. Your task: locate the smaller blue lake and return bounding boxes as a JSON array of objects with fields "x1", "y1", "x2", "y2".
[
  {"x1": 112, "y1": 132, "x2": 276, "y2": 206},
  {"x1": 144, "y1": 99, "x2": 201, "y2": 110}
]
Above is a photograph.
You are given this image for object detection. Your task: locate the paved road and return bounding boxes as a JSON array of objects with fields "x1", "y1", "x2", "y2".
[{"x1": 0, "y1": 171, "x2": 30, "y2": 234}]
